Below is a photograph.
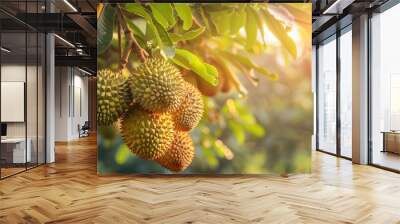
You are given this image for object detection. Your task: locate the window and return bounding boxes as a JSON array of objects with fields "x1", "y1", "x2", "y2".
[
  {"x1": 317, "y1": 36, "x2": 337, "y2": 154},
  {"x1": 339, "y1": 28, "x2": 352, "y2": 158},
  {"x1": 371, "y1": 3, "x2": 400, "y2": 171}
]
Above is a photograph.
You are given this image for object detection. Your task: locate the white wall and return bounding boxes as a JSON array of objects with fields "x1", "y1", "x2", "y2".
[
  {"x1": 55, "y1": 66, "x2": 69, "y2": 141},
  {"x1": 1, "y1": 63, "x2": 46, "y2": 164},
  {"x1": 54, "y1": 67, "x2": 89, "y2": 141},
  {"x1": 1, "y1": 65, "x2": 41, "y2": 138}
]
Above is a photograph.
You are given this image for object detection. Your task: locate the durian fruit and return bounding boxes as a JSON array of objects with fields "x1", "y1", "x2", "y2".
[
  {"x1": 130, "y1": 57, "x2": 186, "y2": 113},
  {"x1": 173, "y1": 82, "x2": 204, "y2": 131},
  {"x1": 121, "y1": 108, "x2": 174, "y2": 160},
  {"x1": 97, "y1": 69, "x2": 132, "y2": 126},
  {"x1": 156, "y1": 131, "x2": 194, "y2": 172}
]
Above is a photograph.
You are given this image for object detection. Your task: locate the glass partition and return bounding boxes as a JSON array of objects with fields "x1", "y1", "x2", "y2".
[
  {"x1": 0, "y1": 31, "x2": 28, "y2": 177},
  {"x1": 339, "y1": 28, "x2": 352, "y2": 158},
  {"x1": 317, "y1": 36, "x2": 337, "y2": 154},
  {"x1": 371, "y1": 4, "x2": 400, "y2": 171},
  {"x1": 0, "y1": 1, "x2": 46, "y2": 179}
]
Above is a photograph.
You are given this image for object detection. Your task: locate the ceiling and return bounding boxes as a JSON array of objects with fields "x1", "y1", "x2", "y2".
[
  {"x1": 0, "y1": 0, "x2": 97, "y2": 74},
  {"x1": 312, "y1": 0, "x2": 390, "y2": 43},
  {"x1": 1, "y1": 0, "x2": 397, "y2": 74}
]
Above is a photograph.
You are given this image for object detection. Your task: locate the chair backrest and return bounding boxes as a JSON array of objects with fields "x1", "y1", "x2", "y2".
[{"x1": 83, "y1": 121, "x2": 90, "y2": 129}]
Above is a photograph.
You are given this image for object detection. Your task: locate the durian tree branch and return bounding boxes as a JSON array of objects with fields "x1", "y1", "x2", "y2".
[
  {"x1": 117, "y1": 18, "x2": 122, "y2": 62},
  {"x1": 117, "y1": 6, "x2": 148, "y2": 70}
]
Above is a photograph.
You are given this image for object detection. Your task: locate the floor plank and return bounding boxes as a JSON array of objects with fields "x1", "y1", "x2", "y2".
[{"x1": 0, "y1": 135, "x2": 399, "y2": 224}]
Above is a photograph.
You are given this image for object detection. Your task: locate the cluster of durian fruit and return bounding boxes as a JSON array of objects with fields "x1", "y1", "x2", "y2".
[{"x1": 98, "y1": 57, "x2": 204, "y2": 172}]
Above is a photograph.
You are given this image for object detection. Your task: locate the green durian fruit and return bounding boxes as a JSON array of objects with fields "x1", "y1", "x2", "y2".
[
  {"x1": 130, "y1": 57, "x2": 186, "y2": 113},
  {"x1": 97, "y1": 69, "x2": 132, "y2": 126},
  {"x1": 173, "y1": 82, "x2": 204, "y2": 131},
  {"x1": 121, "y1": 108, "x2": 174, "y2": 160},
  {"x1": 156, "y1": 131, "x2": 194, "y2": 172}
]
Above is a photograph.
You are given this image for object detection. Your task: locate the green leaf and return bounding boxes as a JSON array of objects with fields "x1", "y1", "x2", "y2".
[
  {"x1": 213, "y1": 55, "x2": 248, "y2": 97},
  {"x1": 245, "y1": 7, "x2": 258, "y2": 49},
  {"x1": 174, "y1": 3, "x2": 192, "y2": 30},
  {"x1": 152, "y1": 19, "x2": 175, "y2": 58},
  {"x1": 171, "y1": 49, "x2": 218, "y2": 86},
  {"x1": 252, "y1": 7, "x2": 266, "y2": 46},
  {"x1": 129, "y1": 4, "x2": 174, "y2": 58},
  {"x1": 253, "y1": 66, "x2": 278, "y2": 80},
  {"x1": 128, "y1": 18, "x2": 146, "y2": 38},
  {"x1": 210, "y1": 10, "x2": 233, "y2": 36},
  {"x1": 238, "y1": 112, "x2": 256, "y2": 124},
  {"x1": 220, "y1": 51, "x2": 278, "y2": 80},
  {"x1": 115, "y1": 145, "x2": 131, "y2": 165},
  {"x1": 149, "y1": 4, "x2": 176, "y2": 29},
  {"x1": 243, "y1": 123, "x2": 265, "y2": 137},
  {"x1": 199, "y1": 6, "x2": 217, "y2": 36},
  {"x1": 169, "y1": 27, "x2": 205, "y2": 42},
  {"x1": 213, "y1": 142, "x2": 226, "y2": 158},
  {"x1": 228, "y1": 120, "x2": 245, "y2": 145},
  {"x1": 263, "y1": 9, "x2": 297, "y2": 58},
  {"x1": 124, "y1": 4, "x2": 152, "y2": 21},
  {"x1": 204, "y1": 63, "x2": 218, "y2": 78},
  {"x1": 126, "y1": 19, "x2": 146, "y2": 47},
  {"x1": 97, "y1": 5, "x2": 115, "y2": 54},
  {"x1": 230, "y1": 7, "x2": 246, "y2": 34},
  {"x1": 202, "y1": 147, "x2": 219, "y2": 168}
]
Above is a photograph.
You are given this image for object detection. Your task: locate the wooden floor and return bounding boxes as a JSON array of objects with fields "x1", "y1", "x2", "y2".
[
  {"x1": 1, "y1": 136, "x2": 400, "y2": 224},
  {"x1": 1, "y1": 167, "x2": 26, "y2": 178}
]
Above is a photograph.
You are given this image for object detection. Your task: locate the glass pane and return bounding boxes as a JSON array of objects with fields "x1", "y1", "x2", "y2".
[
  {"x1": 1, "y1": 31, "x2": 27, "y2": 177},
  {"x1": 371, "y1": 5, "x2": 400, "y2": 171},
  {"x1": 340, "y1": 29, "x2": 352, "y2": 158},
  {"x1": 318, "y1": 37, "x2": 337, "y2": 154},
  {"x1": 27, "y1": 31, "x2": 38, "y2": 169}
]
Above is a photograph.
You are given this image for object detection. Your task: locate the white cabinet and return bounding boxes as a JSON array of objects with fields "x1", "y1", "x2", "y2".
[{"x1": 1, "y1": 138, "x2": 32, "y2": 163}]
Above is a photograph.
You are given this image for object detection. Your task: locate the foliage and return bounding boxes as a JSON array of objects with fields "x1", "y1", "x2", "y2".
[{"x1": 97, "y1": 3, "x2": 312, "y2": 174}]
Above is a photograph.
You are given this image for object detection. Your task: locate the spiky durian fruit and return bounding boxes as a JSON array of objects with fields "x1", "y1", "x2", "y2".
[
  {"x1": 121, "y1": 108, "x2": 174, "y2": 160},
  {"x1": 156, "y1": 131, "x2": 194, "y2": 172},
  {"x1": 130, "y1": 57, "x2": 185, "y2": 113},
  {"x1": 173, "y1": 82, "x2": 204, "y2": 131},
  {"x1": 97, "y1": 69, "x2": 132, "y2": 126}
]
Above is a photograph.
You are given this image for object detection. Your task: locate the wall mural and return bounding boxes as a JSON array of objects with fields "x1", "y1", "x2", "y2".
[{"x1": 97, "y1": 3, "x2": 312, "y2": 174}]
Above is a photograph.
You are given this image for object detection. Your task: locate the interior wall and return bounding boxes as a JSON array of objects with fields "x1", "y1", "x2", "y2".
[
  {"x1": 54, "y1": 67, "x2": 89, "y2": 141},
  {"x1": 1, "y1": 64, "x2": 37, "y2": 138},
  {"x1": 54, "y1": 66, "x2": 69, "y2": 141}
]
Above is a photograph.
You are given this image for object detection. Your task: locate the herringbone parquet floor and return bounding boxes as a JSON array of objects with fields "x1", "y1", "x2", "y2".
[{"x1": 1, "y1": 135, "x2": 400, "y2": 224}]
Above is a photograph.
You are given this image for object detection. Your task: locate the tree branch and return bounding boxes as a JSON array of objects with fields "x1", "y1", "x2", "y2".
[{"x1": 117, "y1": 6, "x2": 148, "y2": 70}]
